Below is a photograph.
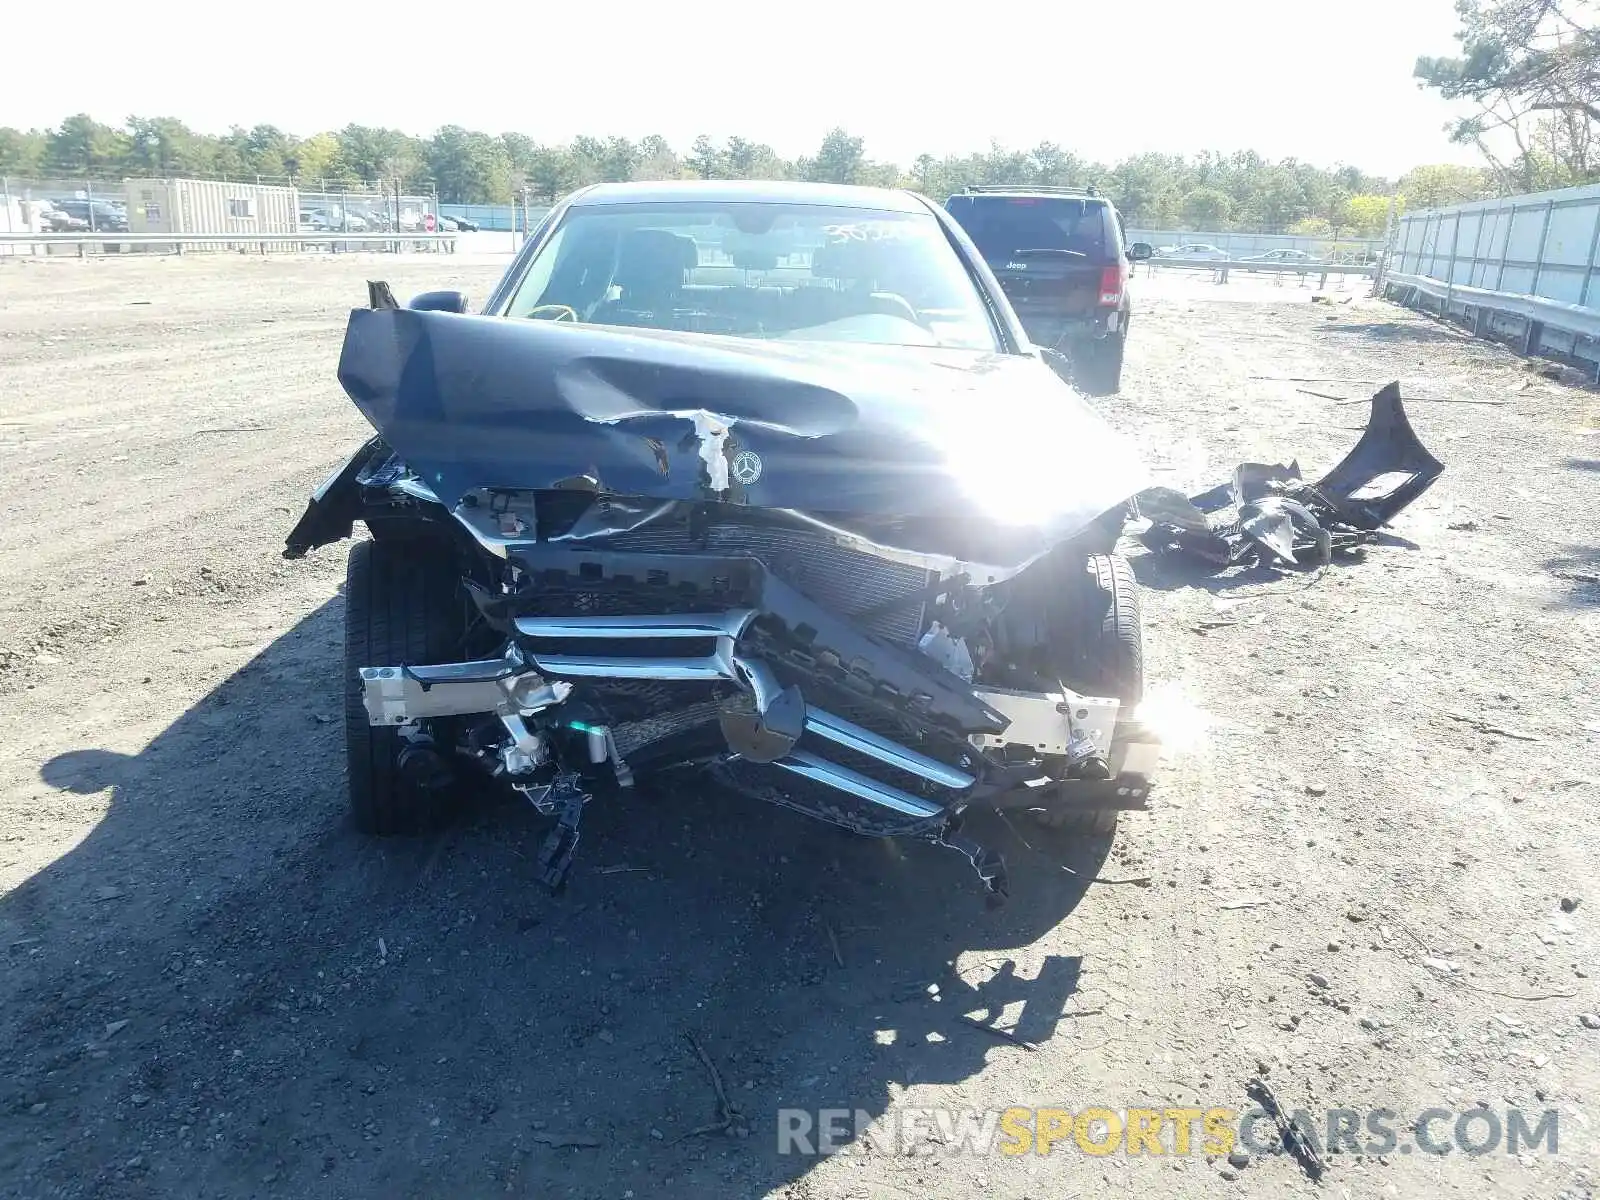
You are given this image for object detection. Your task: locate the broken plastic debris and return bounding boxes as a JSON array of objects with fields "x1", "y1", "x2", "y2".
[{"x1": 1136, "y1": 382, "x2": 1444, "y2": 571}]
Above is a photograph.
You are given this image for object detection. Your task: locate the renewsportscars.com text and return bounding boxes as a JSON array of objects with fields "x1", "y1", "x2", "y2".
[{"x1": 777, "y1": 1105, "x2": 1562, "y2": 1159}]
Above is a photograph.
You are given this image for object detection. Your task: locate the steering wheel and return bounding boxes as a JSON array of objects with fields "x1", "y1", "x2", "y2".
[{"x1": 525, "y1": 304, "x2": 578, "y2": 322}]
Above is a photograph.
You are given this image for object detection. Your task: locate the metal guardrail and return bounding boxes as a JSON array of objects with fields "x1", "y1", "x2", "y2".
[
  {"x1": 1129, "y1": 229, "x2": 1388, "y2": 259},
  {"x1": 1146, "y1": 257, "x2": 1377, "y2": 284},
  {"x1": 1382, "y1": 269, "x2": 1600, "y2": 376},
  {"x1": 1384, "y1": 270, "x2": 1600, "y2": 336},
  {"x1": 0, "y1": 231, "x2": 458, "y2": 255}
]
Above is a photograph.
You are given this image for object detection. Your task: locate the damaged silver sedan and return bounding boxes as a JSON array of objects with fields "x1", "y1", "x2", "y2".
[{"x1": 284, "y1": 180, "x2": 1172, "y2": 901}]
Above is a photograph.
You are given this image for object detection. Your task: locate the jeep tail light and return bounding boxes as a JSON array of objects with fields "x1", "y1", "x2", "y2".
[{"x1": 1098, "y1": 264, "x2": 1124, "y2": 307}]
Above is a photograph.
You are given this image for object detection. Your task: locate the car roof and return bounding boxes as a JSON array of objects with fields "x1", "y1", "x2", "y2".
[
  {"x1": 567, "y1": 179, "x2": 932, "y2": 213},
  {"x1": 948, "y1": 188, "x2": 1107, "y2": 201}
]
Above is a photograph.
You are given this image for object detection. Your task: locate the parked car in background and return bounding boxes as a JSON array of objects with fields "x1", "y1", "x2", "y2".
[
  {"x1": 1328, "y1": 247, "x2": 1381, "y2": 266},
  {"x1": 298, "y1": 206, "x2": 369, "y2": 232},
  {"x1": 1157, "y1": 242, "x2": 1228, "y2": 262},
  {"x1": 34, "y1": 200, "x2": 88, "y2": 232},
  {"x1": 1240, "y1": 248, "x2": 1322, "y2": 267},
  {"x1": 942, "y1": 184, "x2": 1152, "y2": 394},
  {"x1": 48, "y1": 197, "x2": 128, "y2": 232}
]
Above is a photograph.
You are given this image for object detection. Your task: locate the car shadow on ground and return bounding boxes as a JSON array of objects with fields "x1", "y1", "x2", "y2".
[{"x1": 6, "y1": 596, "x2": 1116, "y2": 1198}]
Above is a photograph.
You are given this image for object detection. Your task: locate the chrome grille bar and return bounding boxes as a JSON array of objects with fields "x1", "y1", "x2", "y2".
[
  {"x1": 771, "y1": 751, "x2": 944, "y2": 818},
  {"x1": 514, "y1": 610, "x2": 757, "y2": 682},
  {"x1": 803, "y1": 708, "x2": 974, "y2": 790}
]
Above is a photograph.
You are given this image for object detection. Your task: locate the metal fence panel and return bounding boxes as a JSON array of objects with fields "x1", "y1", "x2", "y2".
[
  {"x1": 1389, "y1": 181, "x2": 1600, "y2": 309},
  {"x1": 0, "y1": 176, "x2": 442, "y2": 239},
  {"x1": 1384, "y1": 179, "x2": 1600, "y2": 378},
  {"x1": 0, "y1": 177, "x2": 132, "y2": 239},
  {"x1": 1505, "y1": 206, "x2": 1544, "y2": 262},
  {"x1": 0, "y1": 231, "x2": 458, "y2": 257},
  {"x1": 1545, "y1": 203, "x2": 1592, "y2": 261}
]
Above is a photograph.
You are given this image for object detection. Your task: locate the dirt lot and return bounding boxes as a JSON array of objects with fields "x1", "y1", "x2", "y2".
[{"x1": 1, "y1": 254, "x2": 1597, "y2": 1200}]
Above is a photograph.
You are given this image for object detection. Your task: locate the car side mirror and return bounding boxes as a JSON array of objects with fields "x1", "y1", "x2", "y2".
[
  {"x1": 409, "y1": 289, "x2": 469, "y2": 313},
  {"x1": 1126, "y1": 242, "x2": 1154, "y2": 262}
]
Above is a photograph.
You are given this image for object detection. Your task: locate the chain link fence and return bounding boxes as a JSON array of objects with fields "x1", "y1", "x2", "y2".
[
  {"x1": 2, "y1": 176, "x2": 446, "y2": 253},
  {"x1": 1, "y1": 177, "x2": 132, "y2": 234},
  {"x1": 295, "y1": 187, "x2": 436, "y2": 233}
]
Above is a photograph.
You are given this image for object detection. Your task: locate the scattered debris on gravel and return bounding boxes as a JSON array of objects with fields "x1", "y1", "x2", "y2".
[{"x1": 1136, "y1": 382, "x2": 1444, "y2": 569}]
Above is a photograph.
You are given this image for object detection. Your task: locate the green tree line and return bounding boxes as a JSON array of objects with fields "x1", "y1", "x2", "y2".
[{"x1": 0, "y1": 114, "x2": 1502, "y2": 234}]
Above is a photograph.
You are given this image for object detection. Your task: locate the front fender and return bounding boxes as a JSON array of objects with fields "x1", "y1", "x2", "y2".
[{"x1": 283, "y1": 435, "x2": 387, "y2": 559}]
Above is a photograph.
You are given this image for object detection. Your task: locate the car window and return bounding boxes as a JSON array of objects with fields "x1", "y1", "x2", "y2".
[
  {"x1": 945, "y1": 196, "x2": 1107, "y2": 261},
  {"x1": 503, "y1": 202, "x2": 999, "y2": 351}
]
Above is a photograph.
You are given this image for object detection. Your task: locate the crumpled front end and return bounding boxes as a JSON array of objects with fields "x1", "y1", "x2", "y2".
[
  {"x1": 328, "y1": 304, "x2": 1152, "y2": 580},
  {"x1": 289, "y1": 296, "x2": 1165, "y2": 900},
  {"x1": 346, "y1": 487, "x2": 1162, "y2": 901}
]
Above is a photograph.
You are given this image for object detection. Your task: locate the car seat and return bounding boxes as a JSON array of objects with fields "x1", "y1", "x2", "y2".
[
  {"x1": 808, "y1": 237, "x2": 921, "y2": 325},
  {"x1": 592, "y1": 229, "x2": 699, "y2": 324}
]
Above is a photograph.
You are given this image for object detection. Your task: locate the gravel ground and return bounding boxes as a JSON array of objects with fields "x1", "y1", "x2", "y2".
[{"x1": 0, "y1": 254, "x2": 1597, "y2": 1200}]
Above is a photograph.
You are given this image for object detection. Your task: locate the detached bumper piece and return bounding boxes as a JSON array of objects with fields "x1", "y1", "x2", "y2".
[{"x1": 1136, "y1": 383, "x2": 1445, "y2": 568}]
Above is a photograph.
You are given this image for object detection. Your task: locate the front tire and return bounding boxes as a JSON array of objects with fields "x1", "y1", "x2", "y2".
[
  {"x1": 1060, "y1": 553, "x2": 1143, "y2": 705},
  {"x1": 1034, "y1": 553, "x2": 1143, "y2": 837},
  {"x1": 344, "y1": 538, "x2": 466, "y2": 835}
]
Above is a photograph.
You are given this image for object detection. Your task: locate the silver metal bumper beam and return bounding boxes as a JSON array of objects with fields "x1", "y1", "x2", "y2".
[{"x1": 359, "y1": 648, "x2": 571, "y2": 726}]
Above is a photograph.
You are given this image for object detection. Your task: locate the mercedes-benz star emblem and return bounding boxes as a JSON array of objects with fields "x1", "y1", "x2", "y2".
[{"x1": 731, "y1": 450, "x2": 763, "y2": 486}]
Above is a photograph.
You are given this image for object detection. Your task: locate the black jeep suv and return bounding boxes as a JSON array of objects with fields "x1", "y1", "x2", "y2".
[{"x1": 944, "y1": 185, "x2": 1151, "y2": 395}]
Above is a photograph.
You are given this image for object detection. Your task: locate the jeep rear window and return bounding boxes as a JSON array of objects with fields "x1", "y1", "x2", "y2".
[{"x1": 948, "y1": 197, "x2": 1106, "y2": 262}]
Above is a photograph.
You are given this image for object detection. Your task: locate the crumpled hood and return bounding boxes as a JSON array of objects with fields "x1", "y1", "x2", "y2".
[{"x1": 336, "y1": 308, "x2": 1150, "y2": 565}]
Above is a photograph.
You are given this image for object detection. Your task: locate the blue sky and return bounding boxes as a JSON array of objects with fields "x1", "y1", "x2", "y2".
[{"x1": 5, "y1": 0, "x2": 1479, "y2": 176}]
